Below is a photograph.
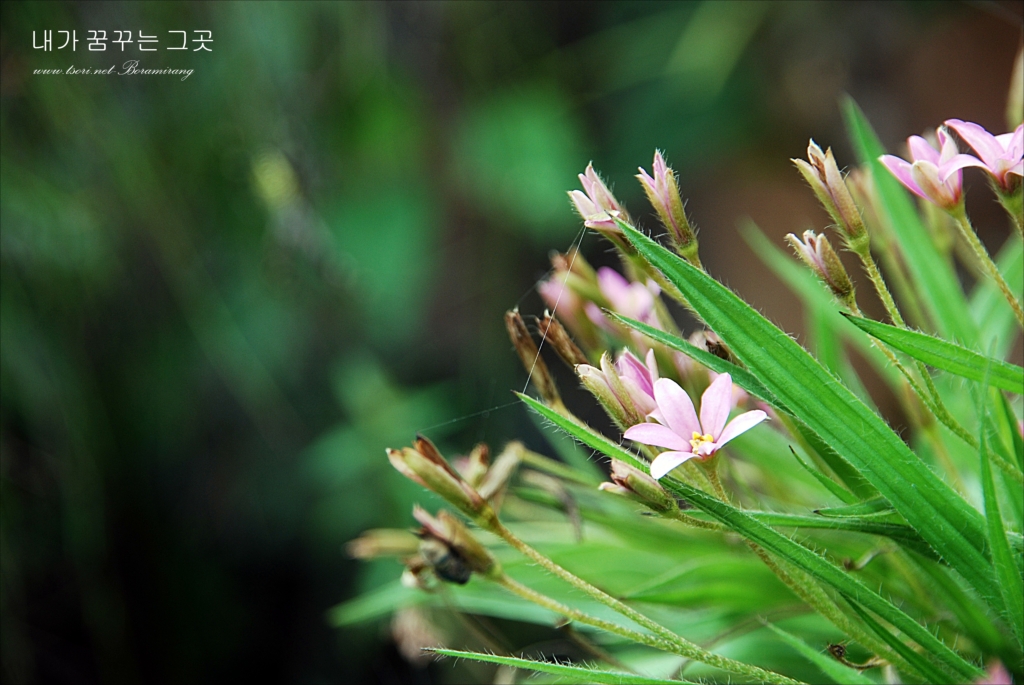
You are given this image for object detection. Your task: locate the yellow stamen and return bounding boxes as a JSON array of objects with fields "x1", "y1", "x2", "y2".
[{"x1": 690, "y1": 431, "x2": 714, "y2": 452}]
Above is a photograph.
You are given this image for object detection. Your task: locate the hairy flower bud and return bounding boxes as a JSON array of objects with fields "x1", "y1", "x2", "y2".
[
  {"x1": 637, "y1": 151, "x2": 701, "y2": 266},
  {"x1": 569, "y1": 163, "x2": 630, "y2": 235},
  {"x1": 786, "y1": 230, "x2": 856, "y2": 307},
  {"x1": 577, "y1": 362, "x2": 632, "y2": 429},
  {"x1": 387, "y1": 436, "x2": 490, "y2": 520},
  {"x1": 602, "y1": 460, "x2": 677, "y2": 513},
  {"x1": 794, "y1": 140, "x2": 868, "y2": 249}
]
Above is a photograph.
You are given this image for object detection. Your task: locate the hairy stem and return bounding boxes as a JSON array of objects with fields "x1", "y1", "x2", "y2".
[
  {"x1": 486, "y1": 521, "x2": 803, "y2": 685},
  {"x1": 951, "y1": 208, "x2": 1024, "y2": 327}
]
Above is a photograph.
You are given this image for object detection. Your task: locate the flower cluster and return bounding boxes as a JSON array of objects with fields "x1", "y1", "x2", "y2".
[{"x1": 880, "y1": 121, "x2": 1022, "y2": 210}]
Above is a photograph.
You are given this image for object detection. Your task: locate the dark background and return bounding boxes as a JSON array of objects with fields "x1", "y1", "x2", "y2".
[{"x1": 1, "y1": 1, "x2": 1020, "y2": 683}]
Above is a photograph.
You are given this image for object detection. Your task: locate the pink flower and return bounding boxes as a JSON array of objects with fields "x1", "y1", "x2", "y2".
[
  {"x1": 623, "y1": 373, "x2": 768, "y2": 480},
  {"x1": 879, "y1": 127, "x2": 983, "y2": 210},
  {"x1": 944, "y1": 120, "x2": 1024, "y2": 190},
  {"x1": 568, "y1": 163, "x2": 628, "y2": 232},
  {"x1": 585, "y1": 267, "x2": 660, "y2": 329}
]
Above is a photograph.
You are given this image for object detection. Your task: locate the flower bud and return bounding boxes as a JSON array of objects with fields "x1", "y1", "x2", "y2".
[
  {"x1": 387, "y1": 436, "x2": 490, "y2": 519},
  {"x1": 505, "y1": 309, "x2": 563, "y2": 409},
  {"x1": 413, "y1": 507, "x2": 499, "y2": 581},
  {"x1": 605, "y1": 460, "x2": 677, "y2": 513},
  {"x1": 637, "y1": 151, "x2": 701, "y2": 266},
  {"x1": 785, "y1": 230, "x2": 856, "y2": 308},
  {"x1": 794, "y1": 140, "x2": 868, "y2": 248},
  {"x1": 569, "y1": 163, "x2": 630, "y2": 236},
  {"x1": 577, "y1": 362, "x2": 632, "y2": 430}
]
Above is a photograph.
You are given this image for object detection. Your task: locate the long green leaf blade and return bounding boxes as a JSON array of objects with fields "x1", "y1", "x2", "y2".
[
  {"x1": 618, "y1": 220, "x2": 1002, "y2": 617},
  {"x1": 846, "y1": 601, "x2": 952, "y2": 684},
  {"x1": 841, "y1": 98, "x2": 975, "y2": 344},
  {"x1": 979, "y1": 383, "x2": 1024, "y2": 650},
  {"x1": 762, "y1": 623, "x2": 874, "y2": 685},
  {"x1": 428, "y1": 649, "x2": 694, "y2": 684},
  {"x1": 844, "y1": 315, "x2": 1023, "y2": 393},
  {"x1": 518, "y1": 395, "x2": 984, "y2": 682}
]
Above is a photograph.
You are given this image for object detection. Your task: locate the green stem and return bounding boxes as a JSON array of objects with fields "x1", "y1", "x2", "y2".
[
  {"x1": 951, "y1": 207, "x2": 1024, "y2": 327},
  {"x1": 486, "y1": 521, "x2": 803, "y2": 685}
]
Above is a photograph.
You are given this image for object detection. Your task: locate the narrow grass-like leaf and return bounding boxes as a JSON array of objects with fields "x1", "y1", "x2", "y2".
[
  {"x1": 518, "y1": 395, "x2": 984, "y2": 682},
  {"x1": 844, "y1": 315, "x2": 1023, "y2": 393},
  {"x1": 618, "y1": 220, "x2": 1002, "y2": 617},
  {"x1": 790, "y1": 447, "x2": 858, "y2": 504},
  {"x1": 846, "y1": 601, "x2": 952, "y2": 684},
  {"x1": 841, "y1": 98, "x2": 974, "y2": 344},
  {"x1": 428, "y1": 649, "x2": 693, "y2": 684},
  {"x1": 746, "y1": 512, "x2": 937, "y2": 560},
  {"x1": 814, "y1": 496, "x2": 892, "y2": 518},
  {"x1": 978, "y1": 381, "x2": 1024, "y2": 650},
  {"x1": 762, "y1": 623, "x2": 874, "y2": 685},
  {"x1": 612, "y1": 313, "x2": 877, "y2": 498}
]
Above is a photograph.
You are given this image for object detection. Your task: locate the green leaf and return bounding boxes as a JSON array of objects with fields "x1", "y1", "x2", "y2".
[
  {"x1": 978, "y1": 379, "x2": 1024, "y2": 650},
  {"x1": 762, "y1": 623, "x2": 874, "y2": 685},
  {"x1": 841, "y1": 98, "x2": 975, "y2": 345},
  {"x1": 790, "y1": 447, "x2": 858, "y2": 505},
  {"x1": 814, "y1": 496, "x2": 892, "y2": 518},
  {"x1": 618, "y1": 219, "x2": 1002, "y2": 619},
  {"x1": 745, "y1": 512, "x2": 937, "y2": 560},
  {"x1": 518, "y1": 395, "x2": 984, "y2": 683},
  {"x1": 844, "y1": 315, "x2": 1023, "y2": 393},
  {"x1": 846, "y1": 600, "x2": 951, "y2": 684},
  {"x1": 428, "y1": 649, "x2": 695, "y2": 684}
]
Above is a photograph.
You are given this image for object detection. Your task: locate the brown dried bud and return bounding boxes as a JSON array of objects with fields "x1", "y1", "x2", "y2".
[
  {"x1": 505, "y1": 309, "x2": 562, "y2": 408},
  {"x1": 538, "y1": 312, "x2": 589, "y2": 368},
  {"x1": 413, "y1": 507, "x2": 498, "y2": 582},
  {"x1": 346, "y1": 529, "x2": 420, "y2": 560}
]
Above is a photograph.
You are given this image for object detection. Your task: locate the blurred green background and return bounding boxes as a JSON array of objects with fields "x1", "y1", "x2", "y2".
[{"x1": 1, "y1": 1, "x2": 1019, "y2": 683}]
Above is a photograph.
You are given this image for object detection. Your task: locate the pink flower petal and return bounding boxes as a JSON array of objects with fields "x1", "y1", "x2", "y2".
[
  {"x1": 880, "y1": 155, "x2": 926, "y2": 199},
  {"x1": 1006, "y1": 125, "x2": 1023, "y2": 159},
  {"x1": 617, "y1": 350, "x2": 652, "y2": 395},
  {"x1": 652, "y1": 378, "x2": 701, "y2": 438},
  {"x1": 623, "y1": 422, "x2": 691, "y2": 452},
  {"x1": 700, "y1": 372, "x2": 734, "y2": 440},
  {"x1": 1008, "y1": 160, "x2": 1023, "y2": 178},
  {"x1": 938, "y1": 153, "x2": 989, "y2": 182},
  {"x1": 650, "y1": 451, "x2": 697, "y2": 479},
  {"x1": 645, "y1": 349, "x2": 660, "y2": 384},
  {"x1": 907, "y1": 135, "x2": 940, "y2": 164},
  {"x1": 716, "y1": 410, "x2": 769, "y2": 447},
  {"x1": 945, "y1": 120, "x2": 1002, "y2": 166}
]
